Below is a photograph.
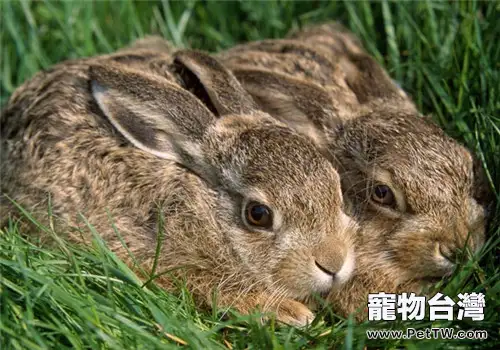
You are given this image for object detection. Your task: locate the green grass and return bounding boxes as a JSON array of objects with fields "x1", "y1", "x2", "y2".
[{"x1": 1, "y1": 0, "x2": 499, "y2": 349}]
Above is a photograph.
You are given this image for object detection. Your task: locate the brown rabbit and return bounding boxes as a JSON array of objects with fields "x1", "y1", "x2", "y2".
[
  {"x1": 211, "y1": 26, "x2": 492, "y2": 317},
  {"x1": 0, "y1": 47, "x2": 358, "y2": 327}
]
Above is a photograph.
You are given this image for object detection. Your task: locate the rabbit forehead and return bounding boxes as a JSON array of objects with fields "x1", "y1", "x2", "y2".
[
  {"x1": 208, "y1": 123, "x2": 342, "y2": 214},
  {"x1": 374, "y1": 148, "x2": 473, "y2": 218},
  {"x1": 344, "y1": 114, "x2": 473, "y2": 201},
  {"x1": 210, "y1": 113, "x2": 338, "y2": 180},
  {"x1": 232, "y1": 128, "x2": 338, "y2": 185},
  {"x1": 384, "y1": 139, "x2": 473, "y2": 213}
]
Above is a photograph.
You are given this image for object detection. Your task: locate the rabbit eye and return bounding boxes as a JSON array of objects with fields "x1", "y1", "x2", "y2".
[
  {"x1": 245, "y1": 202, "x2": 273, "y2": 229},
  {"x1": 371, "y1": 185, "x2": 395, "y2": 206}
]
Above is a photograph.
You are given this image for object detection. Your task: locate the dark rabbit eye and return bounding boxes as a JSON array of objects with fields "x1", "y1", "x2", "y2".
[
  {"x1": 371, "y1": 185, "x2": 395, "y2": 206},
  {"x1": 245, "y1": 202, "x2": 273, "y2": 229}
]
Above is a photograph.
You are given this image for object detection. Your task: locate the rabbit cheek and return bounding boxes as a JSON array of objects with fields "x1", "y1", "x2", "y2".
[
  {"x1": 227, "y1": 230, "x2": 276, "y2": 278},
  {"x1": 389, "y1": 233, "x2": 453, "y2": 280}
]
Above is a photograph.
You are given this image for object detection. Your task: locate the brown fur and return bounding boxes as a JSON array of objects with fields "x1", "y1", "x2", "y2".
[
  {"x1": 212, "y1": 24, "x2": 492, "y2": 318},
  {"x1": 0, "y1": 46, "x2": 359, "y2": 327}
]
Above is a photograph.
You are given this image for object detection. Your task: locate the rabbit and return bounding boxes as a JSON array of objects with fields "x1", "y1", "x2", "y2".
[
  {"x1": 95, "y1": 33, "x2": 493, "y2": 317},
  {"x1": 211, "y1": 26, "x2": 493, "y2": 317},
  {"x1": 0, "y1": 46, "x2": 359, "y2": 327}
]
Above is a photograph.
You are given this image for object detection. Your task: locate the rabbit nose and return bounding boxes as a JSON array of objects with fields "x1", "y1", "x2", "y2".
[
  {"x1": 313, "y1": 243, "x2": 346, "y2": 276},
  {"x1": 313, "y1": 243, "x2": 355, "y2": 285},
  {"x1": 438, "y1": 244, "x2": 462, "y2": 264},
  {"x1": 315, "y1": 260, "x2": 336, "y2": 276}
]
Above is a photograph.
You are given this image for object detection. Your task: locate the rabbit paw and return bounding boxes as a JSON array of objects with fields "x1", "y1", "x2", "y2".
[{"x1": 274, "y1": 299, "x2": 315, "y2": 328}]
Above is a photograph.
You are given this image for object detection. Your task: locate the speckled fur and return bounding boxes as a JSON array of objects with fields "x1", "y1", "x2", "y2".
[
  {"x1": 0, "y1": 48, "x2": 358, "y2": 327},
  {"x1": 213, "y1": 23, "x2": 493, "y2": 318}
]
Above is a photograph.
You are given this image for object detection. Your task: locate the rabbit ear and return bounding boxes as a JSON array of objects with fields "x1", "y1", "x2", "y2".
[
  {"x1": 89, "y1": 63, "x2": 214, "y2": 169},
  {"x1": 286, "y1": 22, "x2": 366, "y2": 56},
  {"x1": 124, "y1": 35, "x2": 175, "y2": 53},
  {"x1": 339, "y1": 53, "x2": 406, "y2": 104},
  {"x1": 230, "y1": 67, "x2": 340, "y2": 148},
  {"x1": 172, "y1": 50, "x2": 260, "y2": 116},
  {"x1": 286, "y1": 23, "x2": 408, "y2": 104}
]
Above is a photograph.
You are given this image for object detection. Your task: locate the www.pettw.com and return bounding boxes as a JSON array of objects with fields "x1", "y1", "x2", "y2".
[{"x1": 365, "y1": 292, "x2": 489, "y2": 340}]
